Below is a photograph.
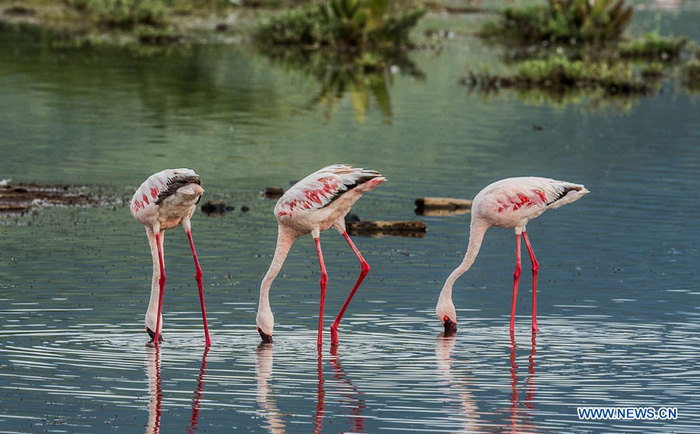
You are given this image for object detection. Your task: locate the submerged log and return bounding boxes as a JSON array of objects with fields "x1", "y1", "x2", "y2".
[{"x1": 347, "y1": 220, "x2": 426, "y2": 237}]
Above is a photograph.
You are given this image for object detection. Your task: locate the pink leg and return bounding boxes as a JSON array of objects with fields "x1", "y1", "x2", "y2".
[
  {"x1": 510, "y1": 233, "x2": 522, "y2": 332},
  {"x1": 314, "y1": 237, "x2": 328, "y2": 350},
  {"x1": 186, "y1": 229, "x2": 211, "y2": 347},
  {"x1": 154, "y1": 231, "x2": 166, "y2": 348},
  {"x1": 330, "y1": 232, "x2": 369, "y2": 347},
  {"x1": 522, "y1": 231, "x2": 539, "y2": 332}
]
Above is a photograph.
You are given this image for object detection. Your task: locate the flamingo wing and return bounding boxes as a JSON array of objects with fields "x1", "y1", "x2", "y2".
[
  {"x1": 478, "y1": 177, "x2": 588, "y2": 223},
  {"x1": 130, "y1": 168, "x2": 200, "y2": 219},
  {"x1": 274, "y1": 164, "x2": 384, "y2": 217}
]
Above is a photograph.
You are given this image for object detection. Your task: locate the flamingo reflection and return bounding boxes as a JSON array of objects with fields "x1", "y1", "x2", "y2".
[
  {"x1": 435, "y1": 334, "x2": 481, "y2": 431},
  {"x1": 255, "y1": 344, "x2": 287, "y2": 433},
  {"x1": 145, "y1": 346, "x2": 210, "y2": 434},
  {"x1": 314, "y1": 354, "x2": 324, "y2": 434},
  {"x1": 188, "y1": 346, "x2": 210, "y2": 434},
  {"x1": 329, "y1": 347, "x2": 366, "y2": 432},
  {"x1": 508, "y1": 331, "x2": 537, "y2": 431},
  {"x1": 145, "y1": 346, "x2": 162, "y2": 434}
]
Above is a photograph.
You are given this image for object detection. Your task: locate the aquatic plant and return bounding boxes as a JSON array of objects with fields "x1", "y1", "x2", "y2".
[
  {"x1": 255, "y1": 0, "x2": 426, "y2": 49},
  {"x1": 480, "y1": 0, "x2": 634, "y2": 44},
  {"x1": 681, "y1": 58, "x2": 700, "y2": 89},
  {"x1": 640, "y1": 62, "x2": 664, "y2": 80},
  {"x1": 464, "y1": 56, "x2": 651, "y2": 95},
  {"x1": 619, "y1": 32, "x2": 688, "y2": 61}
]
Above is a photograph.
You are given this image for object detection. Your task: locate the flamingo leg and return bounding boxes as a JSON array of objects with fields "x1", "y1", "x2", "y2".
[
  {"x1": 522, "y1": 231, "x2": 539, "y2": 332},
  {"x1": 314, "y1": 237, "x2": 328, "y2": 350},
  {"x1": 510, "y1": 233, "x2": 522, "y2": 332},
  {"x1": 186, "y1": 228, "x2": 212, "y2": 347},
  {"x1": 154, "y1": 231, "x2": 166, "y2": 348},
  {"x1": 330, "y1": 232, "x2": 369, "y2": 347}
]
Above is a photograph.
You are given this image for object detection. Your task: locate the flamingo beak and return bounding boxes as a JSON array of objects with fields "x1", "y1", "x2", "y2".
[
  {"x1": 146, "y1": 327, "x2": 164, "y2": 344},
  {"x1": 443, "y1": 317, "x2": 458, "y2": 336},
  {"x1": 257, "y1": 327, "x2": 274, "y2": 344}
]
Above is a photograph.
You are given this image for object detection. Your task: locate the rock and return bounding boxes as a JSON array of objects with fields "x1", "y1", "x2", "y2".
[
  {"x1": 263, "y1": 187, "x2": 284, "y2": 199},
  {"x1": 344, "y1": 213, "x2": 360, "y2": 224},
  {"x1": 200, "y1": 200, "x2": 230, "y2": 215}
]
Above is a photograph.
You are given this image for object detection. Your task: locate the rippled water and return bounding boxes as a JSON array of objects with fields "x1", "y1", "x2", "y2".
[{"x1": 1, "y1": 0, "x2": 700, "y2": 432}]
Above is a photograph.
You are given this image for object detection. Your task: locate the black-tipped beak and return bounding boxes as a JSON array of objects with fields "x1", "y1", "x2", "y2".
[
  {"x1": 443, "y1": 318, "x2": 458, "y2": 337},
  {"x1": 257, "y1": 327, "x2": 273, "y2": 344},
  {"x1": 146, "y1": 328, "x2": 164, "y2": 343}
]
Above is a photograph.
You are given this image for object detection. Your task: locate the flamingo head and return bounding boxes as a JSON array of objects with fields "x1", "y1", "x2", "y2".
[
  {"x1": 436, "y1": 299, "x2": 458, "y2": 337},
  {"x1": 256, "y1": 310, "x2": 274, "y2": 344},
  {"x1": 146, "y1": 327, "x2": 164, "y2": 344}
]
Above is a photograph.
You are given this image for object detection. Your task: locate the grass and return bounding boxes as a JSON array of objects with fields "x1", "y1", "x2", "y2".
[{"x1": 66, "y1": 0, "x2": 166, "y2": 28}]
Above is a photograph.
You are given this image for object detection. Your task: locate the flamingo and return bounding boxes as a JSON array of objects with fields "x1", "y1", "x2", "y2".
[
  {"x1": 256, "y1": 164, "x2": 386, "y2": 348},
  {"x1": 130, "y1": 168, "x2": 211, "y2": 347},
  {"x1": 436, "y1": 177, "x2": 589, "y2": 334}
]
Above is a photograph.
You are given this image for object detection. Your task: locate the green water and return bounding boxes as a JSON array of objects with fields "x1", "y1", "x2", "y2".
[{"x1": 1, "y1": 1, "x2": 699, "y2": 431}]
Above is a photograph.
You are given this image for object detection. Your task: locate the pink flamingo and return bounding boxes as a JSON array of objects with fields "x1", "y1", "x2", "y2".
[
  {"x1": 131, "y1": 168, "x2": 211, "y2": 347},
  {"x1": 436, "y1": 177, "x2": 589, "y2": 334},
  {"x1": 256, "y1": 164, "x2": 385, "y2": 348}
]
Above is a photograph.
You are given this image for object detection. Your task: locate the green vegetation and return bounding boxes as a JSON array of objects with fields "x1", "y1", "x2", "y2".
[
  {"x1": 255, "y1": 0, "x2": 426, "y2": 49},
  {"x1": 66, "y1": 0, "x2": 166, "y2": 28},
  {"x1": 681, "y1": 59, "x2": 700, "y2": 89},
  {"x1": 464, "y1": 56, "x2": 651, "y2": 94},
  {"x1": 619, "y1": 32, "x2": 688, "y2": 60},
  {"x1": 480, "y1": 0, "x2": 634, "y2": 44}
]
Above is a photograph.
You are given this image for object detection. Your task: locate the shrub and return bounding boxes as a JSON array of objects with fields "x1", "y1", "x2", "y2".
[
  {"x1": 480, "y1": 0, "x2": 634, "y2": 44},
  {"x1": 255, "y1": 0, "x2": 426, "y2": 49}
]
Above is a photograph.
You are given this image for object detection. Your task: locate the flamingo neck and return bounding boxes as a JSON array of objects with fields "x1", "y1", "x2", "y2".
[
  {"x1": 258, "y1": 227, "x2": 295, "y2": 314},
  {"x1": 439, "y1": 222, "x2": 488, "y2": 301},
  {"x1": 146, "y1": 227, "x2": 162, "y2": 332}
]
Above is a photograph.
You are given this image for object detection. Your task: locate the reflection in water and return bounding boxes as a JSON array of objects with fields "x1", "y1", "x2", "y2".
[
  {"x1": 508, "y1": 332, "x2": 537, "y2": 432},
  {"x1": 329, "y1": 348, "x2": 366, "y2": 432},
  {"x1": 261, "y1": 48, "x2": 424, "y2": 123},
  {"x1": 145, "y1": 346, "x2": 162, "y2": 434},
  {"x1": 314, "y1": 354, "x2": 324, "y2": 434},
  {"x1": 256, "y1": 344, "x2": 286, "y2": 433},
  {"x1": 435, "y1": 335, "x2": 481, "y2": 432},
  {"x1": 145, "y1": 345, "x2": 210, "y2": 434},
  {"x1": 188, "y1": 346, "x2": 210, "y2": 434}
]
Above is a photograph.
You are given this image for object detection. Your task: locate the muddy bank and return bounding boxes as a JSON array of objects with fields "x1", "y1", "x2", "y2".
[{"x1": 0, "y1": 183, "x2": 105, "y2": 213}]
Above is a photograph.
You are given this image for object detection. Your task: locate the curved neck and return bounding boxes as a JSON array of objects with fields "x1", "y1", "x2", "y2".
[
  {"x1": 146, "y1": 227, "x2": 163, "y2": 331},
  {"x1": 439, "y1": 222, "x2": 488, "y2": 302},
  {"x1": 258, "y1": 226, "x2": 295, "y2": 311}
]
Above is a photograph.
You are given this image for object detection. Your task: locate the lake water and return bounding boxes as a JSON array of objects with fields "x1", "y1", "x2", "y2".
[{"x1": 1, "y1": 0, "x2": 699, "y2": 432}]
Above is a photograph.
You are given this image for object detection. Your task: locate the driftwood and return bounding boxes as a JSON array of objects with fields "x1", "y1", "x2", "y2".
[
  {"x1": 415, "y1": 197, "x2": 472, "y2": 216},
  {"x1": 347, "y1": 220, "x2": 426, "y2": 237}
]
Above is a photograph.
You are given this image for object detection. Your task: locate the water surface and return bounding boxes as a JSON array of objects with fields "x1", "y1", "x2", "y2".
[{"x1": 1, "y1": 0, "x2": 699, "y2": 431}]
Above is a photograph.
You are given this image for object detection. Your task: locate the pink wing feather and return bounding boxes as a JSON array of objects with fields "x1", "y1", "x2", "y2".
[
  {"x1": 274, "y1": 164, "x2": 384, "y2": 217},
  {"x1": 130, "y1": 168, "x2": 200, "y2": 219}
]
